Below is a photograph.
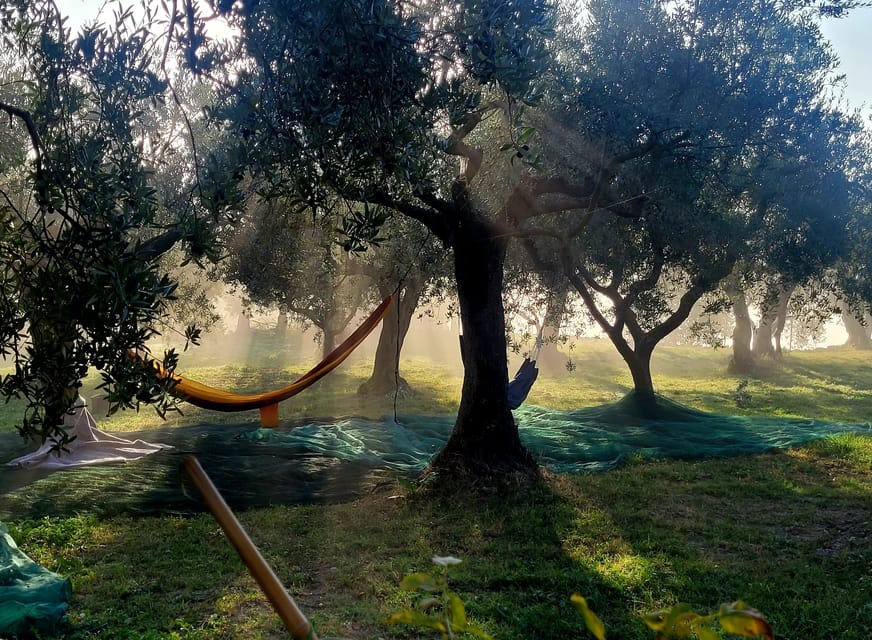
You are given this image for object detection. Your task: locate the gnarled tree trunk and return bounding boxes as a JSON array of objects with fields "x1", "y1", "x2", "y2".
[
  {"x1": 752, "y1": 283, "x2": 792, "y2": 359},
  {"x1": 235, "y1": 311, "x2": 251, "y2": 335},
  {"x1": 358, "y1": 278, "x2": 421, "y2": 396},
  {"x1": 771, "y1": 285, "x2": 795, "y2": 357},
  {"x1": 537, "y1": 285, "x2": 570, "y2": 370},
  {"x1": 724, "y1": 275, "x2": 755, "y2": 373},
  {"x1": 276, "y1": 310, "x2": 288, "y2": 339},
  {"x1": 321, "y1": 327, "x2": 337, "y2": 359},
  {"x1": 842, "y1": 306, "x2": 872, "y2": 350},
  {"x1": 429, "y1": 211, "x2": 535, "y2": 478},
  {"x1": 623, "y1": 340, "x2": 656, "y2": 400},
  {"x1": 752, "y1": 306, "x2": 776, "y2": 358}
]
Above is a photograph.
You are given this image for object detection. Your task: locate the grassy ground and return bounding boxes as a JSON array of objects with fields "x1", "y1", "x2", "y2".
[{"x1": 2, "y1": 337, "x2": 871, "y2": 639}]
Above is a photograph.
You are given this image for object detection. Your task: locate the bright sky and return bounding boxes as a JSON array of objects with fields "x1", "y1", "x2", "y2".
[{"x1": 819, "y1": 7, "x2": 872, "y2": 115}]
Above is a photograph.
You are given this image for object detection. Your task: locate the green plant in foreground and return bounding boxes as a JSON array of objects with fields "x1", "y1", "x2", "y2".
[
  {"x1": 571, "y1": 595, "x2": 608, "y2": 639},
  {"x1": 389, "y1": 560, "x2": 773, "y2": 640},
  {"x1": 639, "y1": 601, "x2": 773, "y2": 640},
  {"x1": 386, "y1": 556, "x2": 492, "y2": 640},
  {"x1": 572, "y1": 594, "x2": 773, "y2": 640}
]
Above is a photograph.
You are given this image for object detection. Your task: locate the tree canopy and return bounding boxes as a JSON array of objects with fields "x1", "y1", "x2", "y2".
[
  {"x1": 0, "y1": 1, "x2": 217, "y2": 446},
  {"x1": 511, "y1": 0, "x2": 865, "y2": 396}
]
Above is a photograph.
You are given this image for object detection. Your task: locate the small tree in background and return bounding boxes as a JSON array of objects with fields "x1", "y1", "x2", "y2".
[
  {"x1": 0, "y1": 1, "x2": 218, "y2": 446},
  {"x1": 223, "y1": 196, "x2": 371, "y2": 358}
]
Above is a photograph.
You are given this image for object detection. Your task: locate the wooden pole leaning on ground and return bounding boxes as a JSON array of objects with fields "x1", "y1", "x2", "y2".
[{"x1": 181, "y1": 456, "x2": 318, "y2": 640}]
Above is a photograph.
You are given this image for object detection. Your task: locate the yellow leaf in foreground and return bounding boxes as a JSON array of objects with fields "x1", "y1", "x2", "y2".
[
  {"x1": 718, "y1": 604, "x2": 773, "y2": 640},
  {"x1": 642, "y1": 610, "x2": 669, "y2": 632},
  {"x1": 571, "y1": 594, "x2": 606, "y2": 640},
  {"x1": 385, "y1": 609, "x2": 447, "y2": 633}
]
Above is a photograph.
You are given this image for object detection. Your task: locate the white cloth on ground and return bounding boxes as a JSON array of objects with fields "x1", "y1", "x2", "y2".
[{"x1": 7, "y1": 397, "x2": 171, "y2": 469}]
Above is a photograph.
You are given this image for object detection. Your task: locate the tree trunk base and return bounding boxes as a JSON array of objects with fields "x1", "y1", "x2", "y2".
[
  {"x1": 425, "y1": 436, "x2": 539, "y2": 487},
  {"x1": 357, "y1": 375, "x2": 412, "y2": 397},
  {"x1": 419, "y1": 457, "x2": 541, "y2": 495},
  {"x1": 846, "y1": 342, "x2": 872, "y2": 350},
  {"x1": 728, "y1": 355, "x2": 758, "y2": 375}
]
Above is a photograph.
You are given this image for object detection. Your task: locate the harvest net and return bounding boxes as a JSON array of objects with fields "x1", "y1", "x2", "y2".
[
  {"x1": 0, "y1": 522, "x2": 71, "y2": 636},
  {"x1": 1, "y1": 392, "x2": 869, "y2": 519}
]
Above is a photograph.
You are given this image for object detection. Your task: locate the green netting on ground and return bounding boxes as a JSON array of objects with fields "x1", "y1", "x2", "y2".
[
  {"x1": 240, "y1": 392, "x2": 872, "y2": 473},
  {"x1": 0, "y1": 522, "x2": 71, "y2": 637},
  {"x1": 0, "y1": 393, "x2": 869, "y2": 519},
  {"x1": 0, "y1": 427, "x2": 399, "y2": 519}
]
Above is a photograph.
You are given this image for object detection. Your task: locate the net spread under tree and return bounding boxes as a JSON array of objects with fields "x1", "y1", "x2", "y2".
[
  {"x1": 0, "y1": 522, "x2": 71, "y2": 636},
  {"x1": 1, "y1": 393, "x2": 868, "y2": 518}
]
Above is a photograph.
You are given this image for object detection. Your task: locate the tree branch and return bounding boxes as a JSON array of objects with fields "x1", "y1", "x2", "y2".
[
  {"x1": 367, "y1": 189, "x2": 453, "y2": 244},
  {"x1": 132, "y1": 228, "x2": 185, "y2": 261},
  {"x1": 581, "y1": 133, "x2": 675, "y2": 220},
  {"x1": 501, "y1": 225, "x2": 565, "y2": 242},
  {"x1": 442, "y1": 101, "x2": 505, "y2": 183},
  {"x1": 505, "y1": 176, "x2": 595, "y2": 224},
  {"x1": 0, "y1": 102, "x2": 45, "y2": 167},
  {"x1": 0, "y1": 101, "x2": 95, "y2": 235},
  {"x1": 343, "y1": 256, "x2": 380, "y2": 280},
  {"x1": 622, "y1": 246, "x2": 665, "y2": 310},
  {"x1": 647, "y1": 260, "x2": 735, "y2": 345},
  {"x1": 558, "y1": 244, "x2": 615, "y2": 333}
]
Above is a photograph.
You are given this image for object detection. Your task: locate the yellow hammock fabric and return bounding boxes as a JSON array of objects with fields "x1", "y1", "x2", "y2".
[{"x1": 165, "y1": 296, "x2": 393, "y2": 427}]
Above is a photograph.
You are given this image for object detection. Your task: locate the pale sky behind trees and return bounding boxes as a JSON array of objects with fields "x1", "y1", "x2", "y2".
[{"x1": 819, "y1": 7, "x2": 872, "y2": 116}]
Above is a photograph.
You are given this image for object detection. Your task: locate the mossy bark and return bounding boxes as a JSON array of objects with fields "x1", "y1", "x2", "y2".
[{"x1": 842, "y1": 307, "x2": 872, "y2": 350}]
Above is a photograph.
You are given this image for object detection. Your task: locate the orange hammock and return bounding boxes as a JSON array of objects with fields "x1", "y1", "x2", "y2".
[{"x1": 163, "y1": 296, "x2": 393, "y2": 427}]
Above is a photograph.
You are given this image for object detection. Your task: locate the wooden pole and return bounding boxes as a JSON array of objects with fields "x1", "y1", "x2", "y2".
[{"x1": 181, "y1": 456, "x2": 317, "y2": 640}]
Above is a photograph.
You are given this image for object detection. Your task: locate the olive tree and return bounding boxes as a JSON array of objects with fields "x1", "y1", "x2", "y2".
[
  {"x1": 0, "y1": 1, "x2": 214, "y2": 447},
  {"x1": 189, "y1": 0, "x2": 557, "y2": 477},
  {"x1": 514, "y1": 0, "x2": 858, "y2": 397}
]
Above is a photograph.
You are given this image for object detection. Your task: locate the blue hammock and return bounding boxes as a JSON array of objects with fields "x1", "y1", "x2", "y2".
[{"x1": 508, "y1": 358, "x2": 539, "y2": 409}]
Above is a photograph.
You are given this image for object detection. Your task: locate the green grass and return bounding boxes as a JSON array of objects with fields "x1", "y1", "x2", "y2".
[{"x1": 3, "y1": 340, "x2": 871, "y2": 639}]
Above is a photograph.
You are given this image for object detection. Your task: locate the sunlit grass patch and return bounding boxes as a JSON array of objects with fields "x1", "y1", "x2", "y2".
[
  {"x1": 595, "y1": 553, "x2": 658, "y2": 591},
  {"x1": 794, "y1": 432, "x2": 872, "y2": 467}
]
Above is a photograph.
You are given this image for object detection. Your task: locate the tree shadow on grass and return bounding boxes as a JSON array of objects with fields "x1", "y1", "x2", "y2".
[
  {"x1": 404, "y1": 434, "x2": 871, "y2": 640},
  {"x1": 404, "y1": 476, "x2": 648, "y2": 640},
  {"x1": 569, "y1": 439, "x2": 872, "y2": 640},
  {"x1": 2, "y1": 391, "x2": 869, "y2": 638},
  {"x1": 3, "y1": 433, "x2": 868, "y2": 639}
]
